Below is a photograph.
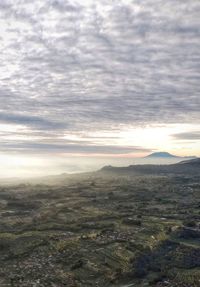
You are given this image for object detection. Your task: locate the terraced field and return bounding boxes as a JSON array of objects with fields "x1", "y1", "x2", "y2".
[{"x1": 0, "y1": 174, "x2": 199, "y2": 286}]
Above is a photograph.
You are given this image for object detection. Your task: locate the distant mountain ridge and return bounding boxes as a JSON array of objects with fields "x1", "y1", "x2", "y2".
[
  {"x1": 1, "y1": 158, "x2": 199, "y2": 185},
  {"x1": 100, "y1": 157, "x2": 200, "y2": 176},
  {"x1": 145, "y1": 152, "x2": 177, "y2": 158},
  {"x1": 145, "y1": 152, "x2": 196, "y2": 159},
  {"x1": 177, "y1": 158, "x2": 200, "y2": 165}
]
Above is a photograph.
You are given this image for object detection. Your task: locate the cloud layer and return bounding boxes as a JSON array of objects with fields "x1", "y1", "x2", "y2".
[
  {"x1": 173, "y1": 131, "x2": 200, "y2": 140},
  {"x1": 0, "y1": 0, "x2": 200, "y2": 155}
]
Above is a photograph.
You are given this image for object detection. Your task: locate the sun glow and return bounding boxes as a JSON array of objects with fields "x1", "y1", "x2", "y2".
[{"x1": 0, "y1": 123, "x2": 199, "y2": 178}]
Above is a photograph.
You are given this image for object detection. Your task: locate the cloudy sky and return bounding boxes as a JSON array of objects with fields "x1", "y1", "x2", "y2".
[{"x1": 0, "y1": 0, "x2": 200, "y2": 177}]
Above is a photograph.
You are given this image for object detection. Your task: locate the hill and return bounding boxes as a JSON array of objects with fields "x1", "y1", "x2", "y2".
[
  {"x1": 177, "y1": 158, "x2": 200, "y2": 165},
  {"x1": 100, "y1": 158, "x2": 200, "y2": 176}
]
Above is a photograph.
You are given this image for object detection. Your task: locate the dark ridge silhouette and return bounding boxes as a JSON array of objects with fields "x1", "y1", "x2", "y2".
[
  {"x1": 177, "y1": 158, "x2": 200, "y2": 165},
  {"x1": 99, "y1": 158, "x2": 200, "y2": 176}
]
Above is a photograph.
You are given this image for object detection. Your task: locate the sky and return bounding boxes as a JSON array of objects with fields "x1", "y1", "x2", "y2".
[{"x1": 0, "y1": 0, "x2": 200, "y2": 177}]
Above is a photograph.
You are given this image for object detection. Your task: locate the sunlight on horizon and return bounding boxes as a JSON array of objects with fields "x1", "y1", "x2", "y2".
[{"x1": 0, "y1": 123, "x2": 199, "y2": 178}]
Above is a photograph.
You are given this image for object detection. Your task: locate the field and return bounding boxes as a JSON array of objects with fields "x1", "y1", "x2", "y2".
[{"x1": 0, "y1": 172, "x2": 200, "y2": 287}]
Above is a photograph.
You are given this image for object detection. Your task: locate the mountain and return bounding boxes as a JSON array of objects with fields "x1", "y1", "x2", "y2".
[
  {"x1": 143, "y1": 152, "x2": 197, "y2": 165},
  {"x1": 177, "y1": 158, "x2": 200, "y2": 165},
  {"x1": 100, "y1": 157, "x2": 200, "y2": 176},
  {"x1": 145, "y1": 152, "x2": 178, "y2": 158},
  {"x1": 3, "y1": 158, "x2": 199, "y2": 186},
  {"x1": 144, "y1": 151, "x2": 196, "y2": 159}
]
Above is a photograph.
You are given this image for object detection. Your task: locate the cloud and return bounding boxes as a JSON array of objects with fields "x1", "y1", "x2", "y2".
[
  {"x1": 0, "y1": 0, "x2": 199, "y2": 155},
  {"x1": 172, "y1": 131, "x2": 200, "y2": 140},
  {"x1": 0, "y1": 112, "x2": 65, "y2": 129},
  {"x1": 0, "y1": 140, "x2": 150, "y2": 154}
]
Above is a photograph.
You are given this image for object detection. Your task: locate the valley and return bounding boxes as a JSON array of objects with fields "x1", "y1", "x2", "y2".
[{"x1": 0, "y1": 162, "x2": 199, "y2": 286}]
